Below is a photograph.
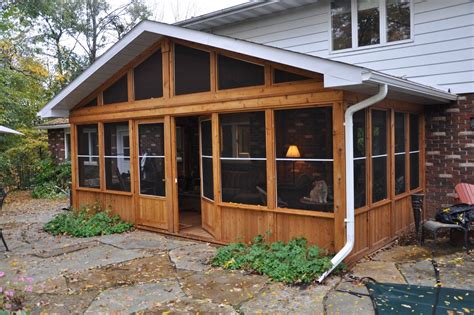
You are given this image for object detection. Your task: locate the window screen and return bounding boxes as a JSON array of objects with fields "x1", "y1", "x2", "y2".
[
  {"x1": 371, "y1": 110, "x2": 388, "y2": 202},
  {"x1": 353, "y1": 110, "x2": 366, "y2": 209},
  {"x1": 220, "y1": 112, "x2": 266, "y2": 206},
  {"x1": 103, "y1": 75, "x2": 128, "y2": 105},
  {"x1": 273, "y1": 69, "x2": 312, "y2": 84},
  {"x1": 174, "y1": 44, "x2": 210, "y2": 95},
  {"x1": 138, "y1": 123, "x2": 165, "y2": 196},
  {"x1": 77, "y1": 124, "x2": 100, "y2": 188},
  {"x1": 395, "y1": 112, "x2": 406, "y2": 195},
  {"x1": 134, "y1": 50, "x2": 163, "y2": 100},
  {"x1": 200, "y1": 120, "x2": 214, "y2": 200},
  {"x1": 275, "y1": 107, "x2": 333, "y2": 212},
  {"x1": 218, "y1": 54, "x2": 264, "y2": 90},
  {"x1": 83, "y1": 97, "x2": 97, "y2": 108},
  {"x1": 409, "y1": 114, "x2": 420, "y2": 190},
  {"x1": 104, "y1": 122, "x2": 131, "y2": 192}
]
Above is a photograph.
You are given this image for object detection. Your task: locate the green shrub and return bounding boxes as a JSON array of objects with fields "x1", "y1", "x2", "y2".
[
  {"x1": 212, "y1": 235, "x2": 336, "y2": 284},
  {"x1": 31, "y1": 182, "x2": 64, "y2": 199},
  {"x1": 44, "y1": 204, "x2": 134, "y2": 237},
  {"x1": 31, "y1": 158, "x2": 71, "y2": 199}
]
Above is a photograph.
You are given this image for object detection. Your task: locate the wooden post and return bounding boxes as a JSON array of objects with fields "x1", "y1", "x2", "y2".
[
  {"x1": 333, "y1": 101, "x2": 346, "y2": 251},
  {"x1": 211, "y1": 113, "x2": 222, "y2": 239},
  {"x1": 265, "y1": 109, "x2": 276, "y2": 241}
]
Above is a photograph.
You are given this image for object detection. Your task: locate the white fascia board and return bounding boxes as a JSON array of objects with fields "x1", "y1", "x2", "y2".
[
  {"x1": 363, "y1": 71, "x2": 458, "y2": 103},
  {"x1": 36, "y1": 124, "x2": 70, "y2": 130},
  {"x1": 38, "y1": 22, "x2": 153, "y2": 118}
]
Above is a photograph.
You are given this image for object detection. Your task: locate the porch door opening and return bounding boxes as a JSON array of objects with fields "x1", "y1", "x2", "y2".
[{"x1": 175, "y1": 116, "x2": 213, "y2": 240}]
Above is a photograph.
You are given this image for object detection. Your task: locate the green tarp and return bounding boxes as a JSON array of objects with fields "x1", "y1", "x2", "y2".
[{"x1": 367, "y1": 282, "x2": 474, "y2": 314}]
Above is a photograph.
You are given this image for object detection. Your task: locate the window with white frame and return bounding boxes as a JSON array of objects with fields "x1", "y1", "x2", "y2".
[
  {"x1": 64, "y1": 129, "x2": 71, "y2": 160},
  {"x1": 330, "y1": 0, "x2": 411, "y2": 51}
]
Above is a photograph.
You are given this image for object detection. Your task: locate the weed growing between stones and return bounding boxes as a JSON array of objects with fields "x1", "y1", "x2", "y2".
[
  {"x1": 44, "y1": 203, "x2": 133, "y2": 237},
  {"x1": 212, "y1": 235, "x2": 338, "y2": 284}
]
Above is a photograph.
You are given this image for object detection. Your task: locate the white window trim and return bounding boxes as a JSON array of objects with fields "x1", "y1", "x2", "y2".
[
  {"x1": 64, "y1": 128, "x2": 70, "y2": 160},
  {"x1": 329, "y1": 0, "x2": 414, "y2": 53}
]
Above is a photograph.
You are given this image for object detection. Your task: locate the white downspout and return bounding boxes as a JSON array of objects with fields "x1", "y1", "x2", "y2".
[{"x1": 318, "y1": 84, "x2": 388, "y2": 283}]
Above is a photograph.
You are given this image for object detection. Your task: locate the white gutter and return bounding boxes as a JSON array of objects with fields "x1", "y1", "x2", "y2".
[{"x1": 318, "y1": 84, "x2": 388, "y2": 283}]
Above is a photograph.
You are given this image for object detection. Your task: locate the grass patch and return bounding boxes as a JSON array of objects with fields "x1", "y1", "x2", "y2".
[
  {"x1": 212, "y1": 235, "x2": 337, "y2": 284},
  {"x1": 44, "y1": 203, "x2": 133, "y2": 237}
]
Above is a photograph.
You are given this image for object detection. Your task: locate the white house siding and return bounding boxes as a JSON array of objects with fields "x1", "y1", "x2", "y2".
[{"x1": 212, "y1": 0, "x2": 474, "y2": 94}]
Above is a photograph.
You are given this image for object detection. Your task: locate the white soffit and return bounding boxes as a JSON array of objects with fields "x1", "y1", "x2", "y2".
[{"x1": 39, "y1": 20, "x2": 457, "y2": 118}]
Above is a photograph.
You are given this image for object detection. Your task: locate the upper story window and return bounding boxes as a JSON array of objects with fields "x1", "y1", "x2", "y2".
[{"x1": 331, "y1": 0, "x2": 411, "y2": 51}]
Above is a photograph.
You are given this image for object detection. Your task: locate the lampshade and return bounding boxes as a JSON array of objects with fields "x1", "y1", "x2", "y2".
[{"x1": 286, "y1": 145, "x2": 301, "y2": 158}]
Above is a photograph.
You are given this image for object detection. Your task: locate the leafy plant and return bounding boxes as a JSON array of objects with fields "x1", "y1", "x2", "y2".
[
  {"x1": 212, "y1": 235, "x2": 337, "y2": 284},
  {"x1": 31, "y1": 158, "x2": 71, "y2": 199},
  {"x1": 44, "y1": 204, "x2": 133, "y2": 237}
]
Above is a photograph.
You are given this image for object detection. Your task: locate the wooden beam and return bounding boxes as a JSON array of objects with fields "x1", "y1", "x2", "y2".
[
  {"x1": 70, "y1": 90, "x2": 340, "y2": 123},
  {"x1": 72, "y1": 80, "x2": 326, "y2": 117}
]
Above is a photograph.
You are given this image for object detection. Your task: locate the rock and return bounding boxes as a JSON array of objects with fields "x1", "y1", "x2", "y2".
[
  {"x1": 85, "y1": 281, "x2": 184, "y2": 314},
  {"x1": 178, "y1": 269, "x2": 268, "y2": 306},
  {"x1": 169, "y1": 243, "x2": 216, "y2": 272}
]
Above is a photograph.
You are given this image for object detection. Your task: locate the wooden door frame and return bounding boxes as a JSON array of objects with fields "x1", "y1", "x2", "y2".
[{"x1": 133, "y1": 118, "x2": 169, "y2": 229}]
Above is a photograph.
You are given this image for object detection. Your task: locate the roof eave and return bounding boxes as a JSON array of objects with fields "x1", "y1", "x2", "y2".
[{"x1": 363, "y1": 71, "x2": 457, "y2": 104}]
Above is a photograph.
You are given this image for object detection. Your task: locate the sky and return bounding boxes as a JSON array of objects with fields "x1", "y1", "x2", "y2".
[{"x1": 112, "y1": 0, "x2": 250, "y2": 24}]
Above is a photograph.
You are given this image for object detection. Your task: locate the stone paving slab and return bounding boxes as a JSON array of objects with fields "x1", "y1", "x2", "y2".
[
  {"x1": 144, "y1": 297, "x2": 238, "y2": 314},
  {"x1": 169, "y1": 242, "x2": 217, "y2": 272},
  {"x1": 12, "y1": 244, "x2": 151, "y2": 283},
  {"x1": 65, "y1": 254, "x2": 176, "y2": 294},
  {"x1": 325, "y1": 280, "x2": 375, "y2": 315},
  {"x1": 85, "y1": 281, "x2": 185, "y2": 314},
  {"x1": 178, "y1": 269, "x2": 268, "y2": 306},
  {"x1": 27, "y1": 290, "x2": 99, "y2": 315},
  {"x1": 240, "y1": 277, "x2": 339, "y2": 314},
  {"x1": 98, "y1": 230, "x2": 194, "y2": 251},
  {"x1": 397, "y1": 259, "x2": 437, "y2": 287},
  {"x1": 351, "y1": 261, "x2": 406, "y2": 284}
]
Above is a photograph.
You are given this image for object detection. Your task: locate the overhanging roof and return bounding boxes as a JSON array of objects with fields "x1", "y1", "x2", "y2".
[
  {"x1": 175, "y1": 1, "x2": 316, "y2": 31},
  {"x1": 38, "y1": 20, "x2": 457, "y2": 118}
]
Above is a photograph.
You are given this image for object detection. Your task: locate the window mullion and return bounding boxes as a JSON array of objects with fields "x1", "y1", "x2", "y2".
[{"x1": 380, "y1": 0, "x2": 387, "y2": 44}]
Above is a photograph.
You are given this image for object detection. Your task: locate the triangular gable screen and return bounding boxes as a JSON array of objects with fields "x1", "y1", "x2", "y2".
[
  {"x1": 103, "y1": 75, "x2": 128, "y2": 105},
  {"x1": 134, "y1": 49, "x2": 163, "y2": 100}
]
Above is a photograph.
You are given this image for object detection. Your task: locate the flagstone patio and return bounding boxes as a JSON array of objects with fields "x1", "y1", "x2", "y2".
[{"x1": 0, "y1": 191, "x2": 472, "y2": 314}]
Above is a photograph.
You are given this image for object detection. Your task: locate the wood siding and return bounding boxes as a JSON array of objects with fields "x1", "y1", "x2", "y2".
[{"x1": 213, "y1": 0, "x2": 474, "y2": 94}]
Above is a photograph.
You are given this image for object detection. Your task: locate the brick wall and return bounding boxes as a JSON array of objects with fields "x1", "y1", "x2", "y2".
[
  {"x1": 47, "y1": 129, "x2": 66, "y2": 162},
  {"x1": 425, "y1": 93, "x2": 474, "y2": 216}
]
